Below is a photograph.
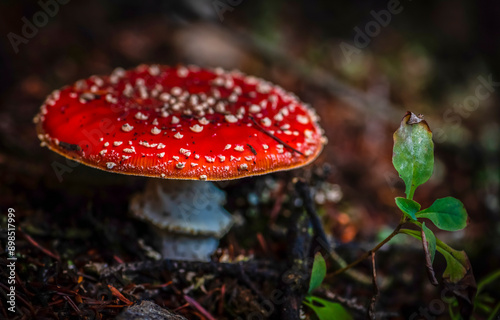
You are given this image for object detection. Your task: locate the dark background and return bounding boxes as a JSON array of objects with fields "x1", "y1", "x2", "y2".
[{"x1": 0, "y1": 0, "x2": 499, "y2": 319}]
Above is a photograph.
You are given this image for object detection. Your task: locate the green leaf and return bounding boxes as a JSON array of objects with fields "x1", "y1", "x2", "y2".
[
  {"x1": 438, "y1": 246, "x2": 469, "y2": 283},
  {"x1": 416, "y1": 197, "x2": 468, "y2": 231},
  {"x1": 395, "y1": 197, "x2": 421, "y2": 220},
  {"x1": 303, "y1": 296, "x2": 352, "y2": 320},
  {"x1": 421, "y1": 222, "x2": 437, "y2": 263},
  {"x1": 309, "y1": 252, "x2": 327, "y2": 294},
  {"x1": 392, "y1": 112, "x2": 434, "y2": 199}
]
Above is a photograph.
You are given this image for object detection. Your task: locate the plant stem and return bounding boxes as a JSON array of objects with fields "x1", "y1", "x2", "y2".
[
  {"x1": 331, "y1": 218, "x2": 406, "y2": 277},
  {"x1": 408, "y1": 186, "x2": 416, "y2": 200}
]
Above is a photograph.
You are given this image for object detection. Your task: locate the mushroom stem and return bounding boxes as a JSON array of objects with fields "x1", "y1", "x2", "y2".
[{"x1": 130, "y1": 179, "x2": 233, "y2": 261}]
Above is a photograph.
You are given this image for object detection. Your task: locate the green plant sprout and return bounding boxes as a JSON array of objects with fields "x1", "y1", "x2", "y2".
[
  {"x1": 316, "y1": 111, "x2": 476, "y2": 319},
  {"x1": 303, "y1": 252, "x2": 352, "y2": 320}
]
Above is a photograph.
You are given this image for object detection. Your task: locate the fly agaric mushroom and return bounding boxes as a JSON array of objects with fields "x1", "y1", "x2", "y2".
[{"x1": 34, "y1": 64, "x2": 326, "y2": 261}]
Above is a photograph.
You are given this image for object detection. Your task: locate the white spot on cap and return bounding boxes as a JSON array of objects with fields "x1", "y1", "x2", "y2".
[
  {"x1": 245, "y1": 156, "x2": 253, "y2": 161},
  {"x1": 205, "y1": 156, "x2": 215, "y2": 163},
  {"x1": 160, "y1": 93, "x2": 171, "y2": 102},
  {"x1": 249, "y1": 105, "x2": 261, "y2": 113},
  {"x1": 113, "y1": 141, "x2": 123, "y2": 146},
  {"x1": 105, "y1": 94, "x2": 117, "y2": 104},
  {"x1": 152, "y1": 118, "x2": 159, "y2": 126},
  {"x1": 149, "y1": 65, "x2": 160, "y2": 76},
  {"x1": 171, "y1": 87, "x2": 182, "y2": 96},
  {"x1": 100, "y1": 149, "x2": 107, "y2": 156},
  {"x1": 198, "y1": 117, "x2": 209, "y2": 125},
  {"x1": 218, "y1": 155, "x2": 226, "y2": 162},
  {"x1": 122, "y1": 123, "x2": 134, "y2": 132},
  {"x1": 297, "y1": 115, "x2": 309, "y2": 124},
  {"x1": 191, "y1": 163, "x2": 198, "y2": 167},
  {"x1": 106, "y1": 162, "x2": 116, "y2": 169},
  {"x1": 123, "y1": 146, "x2": 136, "y2": 153},
  {"x1": 122, "y1": 155, "x2": 131, "y2": 160},
  {"x1": 199, "y1": 175, "x2": 207, "y2": 180},
  {"x1": 224, "y1": 144, "x2": 231, "y2": 150},
  {"x1": 261, "y1": 118, "x2": 272, "y2": 127},
  {"x1": 177, "y1": 67, "x2": 188, "y2": 77},
  {"x1": 304, "y1": 129, "x2": 314, "y2": 139},
  {"x1": 151, "y1": 127, "x2": 161, "y2": 135},
  {"x1": 104, "y1": 142, "x2": 110, "y2": 147},
  {"x1": 257, "y1": 82, "x2": 271, "y2": 94},
  {"x1": 139, "y1": 141, "x2": 158, "y2": 148},
  {"x1": 171, "y1": 116, "x2": 180, "y2": 124},
  {"x1": 123, "y1": 83, "x2": 133, "y2": 97},
  {"x1": 190, "y1": 124, "x2": 204, "y2": 133},
  {"x1": 194, "y1": 154, "x2": 200, "y2": 159},
  {"x1": 234, "y1": 145, "x2": 244, "y2": 152},
  {"x1": 173, "y1": 156, "x2": 180, "y2": 161},
  {"x1": 174, "y1": 132, "x2": 183, "y2": 139},
  {"x1": 274, "y1": 113, "x2": 284, "y2": 122},
  {"x1": 239, "y1": 163, "x2": 248, "y2": 170},
  {"x1": 176, "y1": 162, "x2": 185, "y2": 169},
  {"x1": 215, "y1": 102, "x2": 226, "y2": 113},
  {"x1": 228, "y1": 93, "x2": 238, "y2": 103},
  {"x1": 157, "y1": 143, "x2": 166, "y2": 149},
  {"x1": 225, "y1": 115, "x2": 238, "y2": 123},
  {"x1": 158, "y1": 152, "x2": 165, "y2": 158},
  {"x1": 135, "y1": 112, "x2": 148, "y2": 120},
  {"x1": 262, "y1": 144, "x2": 269, "y2": 150},
  {"x1": 180, "y1": 148, "x2": 191, "y2": 157}
]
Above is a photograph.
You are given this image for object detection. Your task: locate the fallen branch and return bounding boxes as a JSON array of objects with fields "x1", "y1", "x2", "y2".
[
  {"x1": 278, "y1": 209, "x2": 312, "y2": 320},
  {"x1": 98, "y1": 259, "x2": 283, "y2": 282}
]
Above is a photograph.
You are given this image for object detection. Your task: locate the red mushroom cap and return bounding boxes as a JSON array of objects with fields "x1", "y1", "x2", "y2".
[{"x1": 34, "y1": 65, "x2": 326, "y2": 180}]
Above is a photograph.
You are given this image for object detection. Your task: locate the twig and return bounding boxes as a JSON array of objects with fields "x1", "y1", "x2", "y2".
[
  {"x1": 249, "y1": 116, "x2": 304, "y2": 156},
  {"x1": 237, "y1": 263, "x2": 266, "y2": 301},
  {"x1": 331, "y1": 218, "x2": 406, "y2": 277},
  {"x1": 294, "y1": 179, "x2": 372, "y2": 285},
  {"x1": 184, "y1": 295, "x2": 217, "y2": 320},
  {"x1": 19, "y1": 229, "x2": 60, "y2": 261},
  {"x1": 315, "y1": 288, "x2": 399, "y2": 319},
  {"x1": 63, "y1": 295, "x2": 81, "y2": 314},
  {"x1": 368, "y1": 252, "x2": 379, "y2": 319},
  {"x1": 108, "y1": 285, "x2": 133, "y2": 306},
  {"x1": 98, "y1": 259, "x2": 283, "y2": 282},
  {"x1": 278, "y1": 209, "x2": 312, "y2": 319}
]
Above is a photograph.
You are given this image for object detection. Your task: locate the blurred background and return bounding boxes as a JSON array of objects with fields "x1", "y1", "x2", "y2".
[{"x1": 0, "y1": 0, "x2": 499, "y2": 319}]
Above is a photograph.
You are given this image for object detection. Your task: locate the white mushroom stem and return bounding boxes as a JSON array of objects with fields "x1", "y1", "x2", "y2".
[{"x1": 130, "y1": 179, "x2": 233, "y2": 261}]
